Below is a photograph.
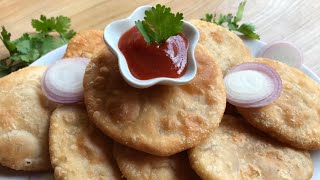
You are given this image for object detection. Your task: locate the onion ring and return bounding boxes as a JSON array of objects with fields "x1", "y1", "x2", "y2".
[
  {"x1": 224, "y1": 62, "x2": 282, "y2": 108},
  {"x1": 41, "y1": 57, "x2": 90, "y2": 104}
]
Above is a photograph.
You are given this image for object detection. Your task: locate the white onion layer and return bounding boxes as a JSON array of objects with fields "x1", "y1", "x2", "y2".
[
  {"x1": 165, "y1": 35, "x2": 188, "y2": 74},
  {"x1": 224, "y1": 62, "x2": 282, "y2": 108},
  {"x1": 258, "y1": 41, "x2": 303, "y2": 68},
  {"x1": 41, "y1": 58, "x2": 90, "y2": 104},
  {"x1": 224, "y1": 70, "x2": 274, "y2": 102}
]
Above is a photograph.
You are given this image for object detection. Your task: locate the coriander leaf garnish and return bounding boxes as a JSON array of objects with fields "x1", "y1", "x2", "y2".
[
  {"x1": 0, "y1": 15, "x2": 76, "y2": 77},
  {"x1": 0, "y1": 27, "x2": 16, "y2": 53},
  {"x1": 237, "y1": 23, "x2": 260, "y2": 40},
  {"x1": 32, "y1": 15, "x2": 75, "y2": 42},
  {"x1": 235, "y1": 1, "x2": 246, "y2": 23},
  {"x1": 201, "y1": 1, "x2": 260, "y2": 40},
  {"x1": 135, "y1": 4, "x2": 184, "y2": 44}
]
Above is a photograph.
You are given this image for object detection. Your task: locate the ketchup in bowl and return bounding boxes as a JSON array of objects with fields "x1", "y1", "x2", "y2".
[{"x1": 118, "y1": 26, "x2": 189, "y2": 80}]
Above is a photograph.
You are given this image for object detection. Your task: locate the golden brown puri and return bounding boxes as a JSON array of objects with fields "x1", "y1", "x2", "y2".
[
  {"x1": 49, "y1": 105, "x2": 122, "y2": 180},
  {"x1": 189, "y1": 19, "x2": 251, "y2": 75},
  {"x1": 63, "y1": 30, "x2": 106, "y2": 59},
  {"x1": 83, "y1": 44, "x2": 226, "y2": 156},
  {"x1": 113, "y1": 143, "x2": 200, "y2": 180},
  {"x1": 0, "y1": 66, "x2": 56, "y2": 171},
  {"x1": 189, "y1": 115, "x2": 313, "y2": 180},
  {"x1": 237, "y1": 58, "x2": 320, "y2": 150}
]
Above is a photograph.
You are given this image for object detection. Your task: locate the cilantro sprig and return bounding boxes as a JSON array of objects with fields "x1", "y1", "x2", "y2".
[
  {"x1": 201, "y1": 1, "x2": 260, "y2": 40},
  {"x1": 0, "y1": 15, "x2": 76, "y2": 77},
  {"x1": 135, "y1": 4, "x2": 184, "y2": 44}
]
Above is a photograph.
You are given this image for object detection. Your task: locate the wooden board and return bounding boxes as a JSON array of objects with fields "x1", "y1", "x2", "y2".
[{"x1": 1, "y1": 0, "x2": 319, "y2": 76}]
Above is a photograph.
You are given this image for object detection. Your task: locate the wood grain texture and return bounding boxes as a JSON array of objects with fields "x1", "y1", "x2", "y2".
[{"x1": 0, "y1": 0, "x2": 319, "y2": 76}]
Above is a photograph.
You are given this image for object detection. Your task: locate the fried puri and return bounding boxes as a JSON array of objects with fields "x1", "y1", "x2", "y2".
[
  {"x1": 49, "y1": 105, "x2": 122, "y2": 180},
  {"x1": 237, "y1": 58, "x2": 320, "y2": 150},
  {"x1": 189, "y1": 115, "x2": 313, "y2": 180},
  {"x1": 113, "y1": 143, "x2": 199, "y2": 180},
  {"x1": 83, "y1": 44, "x2": 226, "y2": 156},
  {"x1": 189, "y1": 19, "x2": 251, "y2": 75},
  {"x1": 63, "y1": 30, "x2": 106, "y2": 59},
  {"x1": 0, "y1": 66, "x2": 56, "y2": 171}
]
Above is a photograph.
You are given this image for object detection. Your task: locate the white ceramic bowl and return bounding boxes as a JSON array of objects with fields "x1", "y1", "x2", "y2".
[{"x1": 104, "y1": 5, "x2": 199, "y2": 88}]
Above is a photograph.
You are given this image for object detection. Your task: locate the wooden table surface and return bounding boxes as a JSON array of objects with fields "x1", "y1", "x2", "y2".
[{"x1": 1, "y1": 0, "x2": 319, "y2": 76}]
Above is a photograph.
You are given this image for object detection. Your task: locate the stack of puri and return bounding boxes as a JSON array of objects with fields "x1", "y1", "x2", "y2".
[{"x1": 0, "y1": 19, "x2": 318, "y2": 180}]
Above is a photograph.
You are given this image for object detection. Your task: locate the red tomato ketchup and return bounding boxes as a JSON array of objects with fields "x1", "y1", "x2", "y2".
[{"x1": 118, "y1": 26, "x2": 189, "y2": 80}]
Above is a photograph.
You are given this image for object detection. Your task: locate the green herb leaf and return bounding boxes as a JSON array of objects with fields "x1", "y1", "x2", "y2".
[
  {"x1": 201, "y1": 1, "x2": 260, "y2": 40},
  {"x1": 135, "y1": 4, "x2": 184, "y2": 44},
  {"x1": 0, "y1": 27, "x2": 17, "y2": 53},
  {"x1": 61, "y1": 30, "x2": 76, "y2": 41},
  {"x1": 217, "y1": 14, "x2": 227, "y2": 25},
  {"x1": 31, "y1": 15, "x2": 56, "y2": 33},
  {"x1": 54, "y1": 16, "x2": 72, "y2": 34},
  {"x1": 235, "y1": 1, "x2": 246, "y2": 23},
  {"x1": 0, "y1": 15, "x2": 76, "y2": 77},
  {"x1": 135, "y1": 20, "x2": 152, "y2": 44},
  {"x1": 31, "y1": 15, "x2": 75, "y2": 40},
  {"x1": 14, "y1": 34, "x2": 32, "y2": 54},
  {"x1": 227, "y1": 23, "x2": 238, "y2": 31},
  {"x1": 11, "y1": 49, "x2": 40, "y2": 62},
  {"x1": 237, "y1": 23, "x2": 260, "y2": 39},
  {"x1": 200, "y1": 14, "x2": 213, "y2": 22},
  {"x1": 41, "y1": 35, "x2": 66, "y2": 54}
]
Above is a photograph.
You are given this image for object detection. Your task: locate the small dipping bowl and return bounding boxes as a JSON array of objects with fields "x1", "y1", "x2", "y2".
[{"x1": 104, "y1": 5, "x2": 199, "y2": 88}]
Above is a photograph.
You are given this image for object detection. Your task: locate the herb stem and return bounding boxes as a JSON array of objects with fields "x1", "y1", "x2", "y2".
[
  {"x1": 58, "y1": 32, "x2": 67, "y2": 43},
  {"x1": 0, "y1": 57, "x2": 9, "y2": 62}
]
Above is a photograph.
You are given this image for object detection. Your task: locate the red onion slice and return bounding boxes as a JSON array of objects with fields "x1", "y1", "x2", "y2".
[
  {"x1": 41, "y1": 58, "x2": 90, "y2": 104},
  {"x1": 224, "y1": 62, "x2": 282, "y2": 108},
  {"x1": 258, "y1": 41, "x2": 303, "y2": 68}
]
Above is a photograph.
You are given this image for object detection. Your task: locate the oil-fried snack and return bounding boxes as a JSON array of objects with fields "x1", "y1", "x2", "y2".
[
  {"x1": 0, "y1": 66, "x2": 56, "y2": 171},
  {"x1": 49, "y1": 105, "x2": 122, "y2": 180},
  {"x1": 63, "y1": 30, "x2": 106, "y2": 59},
  {"x1": 189, "y1": 19, "x2": 251, "y2": 75},
  {"x1": 113, "y1": 143, "x2": 199, "y2": 180},
  {"x1": 83, "y1": 44, "x2": 226, "y2": 156},
  {"x1": 237, "y1": 58, "x2": 320, "y2": 150},
  {"x1": 189, "y1": 115, "x2": 313, "y2": 180}
]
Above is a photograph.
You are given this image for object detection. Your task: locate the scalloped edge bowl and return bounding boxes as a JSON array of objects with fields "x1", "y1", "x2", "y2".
[{"x1": 103, "y1": 5, "x2": 199, "y2": 88}]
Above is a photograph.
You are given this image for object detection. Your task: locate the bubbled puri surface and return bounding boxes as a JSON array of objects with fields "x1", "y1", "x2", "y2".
[
  {"x1": 0, "y1": 66, "x2": 56, "y2": 171},
  {"x1": 113, "y1": 143, "x2": 199, "y2": 180},
  {"x1": 189, "y1": 19, "x2": 251, "y2": 75},
  {"x1": 49, "y1": 105, "x2": 122, "y2": 180},
  {"x1": 189, "y1": 115, "x2": 313, "y2": 180},
  {"x1": 83, "y1": 44, "x2": 226, "y2": 156},
  {"x1": 237, "y1": 58, "x2": 320, "y2": 150},
  {"x1": 63, "y1": 30, "x2": 106, "y2": 59}
]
